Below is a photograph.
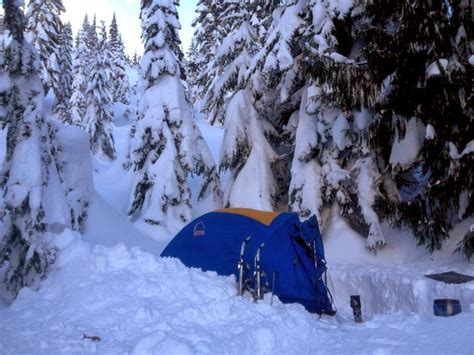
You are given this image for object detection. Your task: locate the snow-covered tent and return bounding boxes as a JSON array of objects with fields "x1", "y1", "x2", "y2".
[{"x1": 161, "y1": 208, "x2": 335, "y2": 315}]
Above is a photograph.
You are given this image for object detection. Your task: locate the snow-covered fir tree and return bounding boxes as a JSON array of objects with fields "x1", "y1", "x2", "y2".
[
  {"x1": 204, "y1": 0, "x2": 259, "y2": 125},
  {"x1": 226, "y1": 0, "x2": 387, "y2": 249},
  {"x1": 241, "y1": 0, "x2": 472, "y2": 251},
  {"x1": 189, "y1": 0, "x2": 227, "y2": 106},
  {"x1": 358, "y1": 0, "x2": 473, "y2": 251},
  {"x1": 0, "y1": 0, "x2": 91, "y2": 297},
  {"x1": 127, "y1": 0, "x2": 221, "y2": 233},
  {"x1": 109, "y1": 13, "x2": 130, "y2": 104},
  {"x1": 69, "y1": 16, "x2": 90, "y2": 125},
  {"x1": 25, "y1": 0, "x2": 65, "y2": 95},
  {"x1": 83, "y1": 22, "x2": 116, "y2": 160},
  {"x1": 185, "y1": 37, "x2": 200, "y2": 103},
  {"x1": 53, "y1": 22, "x2": 74, "y2": 123},
  {"x1": 210, "y1": 1, "x2": 282, "y2": 210},
  {"x1": 220, "y1": 89, "x2": 279, "y2": 210},
  {"x1": 131, "y1": 51, "x2": 141, "y2": 68},
  {"x1": 87, "y1": 14, "x2": 99, "y2": 61}
]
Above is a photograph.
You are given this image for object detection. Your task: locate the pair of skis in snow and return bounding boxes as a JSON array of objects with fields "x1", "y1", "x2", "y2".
[{"x1": 237, "y1": 237, "x2": 276, "y2": 303}]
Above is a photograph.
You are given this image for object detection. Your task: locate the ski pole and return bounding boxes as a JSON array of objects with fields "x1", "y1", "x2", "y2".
[
  {"x1": 270, "y1": 271, "x2": 276, "y2": 306},
  {"x1": 237, "y1": 236, "x2": 251, "y2": 296},
  {"x1": 254, "y1": 243, "x2": 265, "y2": 300}
]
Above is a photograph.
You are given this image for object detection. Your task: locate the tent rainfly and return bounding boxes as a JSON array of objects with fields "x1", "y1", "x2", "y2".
[{"x1": 161, "y1": 208, "x2": 336, "y2": 315}]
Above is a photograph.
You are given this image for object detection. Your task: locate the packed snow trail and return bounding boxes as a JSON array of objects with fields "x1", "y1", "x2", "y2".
[{"x1": 0, "y1": 240, "x2": 473, "y2": 354}]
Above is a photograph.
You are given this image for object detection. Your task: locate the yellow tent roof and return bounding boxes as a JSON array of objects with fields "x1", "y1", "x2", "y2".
[{"x1": 216, "y1": 208, "x2": 281, "y2": 226}]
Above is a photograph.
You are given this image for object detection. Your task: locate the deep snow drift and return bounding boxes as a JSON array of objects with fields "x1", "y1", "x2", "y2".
[{"x1": 0, "y1": 238, "x2": 473, "y2": 354}]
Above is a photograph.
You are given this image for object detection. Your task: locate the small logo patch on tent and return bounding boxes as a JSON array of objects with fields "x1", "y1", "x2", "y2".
[{"x1": 193, "y1": 222, "x2": 206, "y2": 237}]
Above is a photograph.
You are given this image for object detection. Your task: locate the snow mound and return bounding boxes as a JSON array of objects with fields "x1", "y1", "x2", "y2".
[
  {"x1": 1, "y1": 239, "x2": 473, "y2": 354},
  {"x1": 325, "y1": 219, "x2": 474, "y2": 319},
  {"x1": 1, "y1": 241, "x2": 319, "y2": 354},
  {"x1": 83, "y1": 193, "x2": 167, "y2": 255}
]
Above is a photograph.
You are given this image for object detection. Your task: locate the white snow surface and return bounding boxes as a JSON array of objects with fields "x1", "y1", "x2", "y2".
[
  {"x1": 1, "y1": 67, "x2": 474, "y2": 355},
  {"x1": 426, "y1": 59, "x2": 449, "y2": 78},
  {"x1": 389, "y1": 117, "x2": 426, "y2": 170},
  {"x1": 0, "y1": 220, "x2": 473, "y2": 354}
]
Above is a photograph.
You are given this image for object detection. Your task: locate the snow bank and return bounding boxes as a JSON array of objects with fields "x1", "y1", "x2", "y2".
[
  {"x1": 325, "y1": 218, "x2": 474, "y2": 319},
  {"x1": 0, "y1": 241, "x2": 319, "y2": 354},
  {"x1": 83, "y1": 193, "x2": 167, "y2": 255},
  {"x1": 1, "y1": 238, "x2": 473, "y2": 354}
]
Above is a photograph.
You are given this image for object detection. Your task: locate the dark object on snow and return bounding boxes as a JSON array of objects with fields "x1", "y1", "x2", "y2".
[
  {"x1": 161, "y1": 208, "x2": 336, "y2": 315},
  {"x1": 83, "y1": 334, "x2": 101, "y2": 342},
  {"x1": 433, "y1": 299, "x2": 462, "y2": 317},
  {"x1": 425, "y1": 271, "x2": 474, "y2": 284},
  {"x1": 350, "y1": 295, "x2": 363, "y2": 323}
]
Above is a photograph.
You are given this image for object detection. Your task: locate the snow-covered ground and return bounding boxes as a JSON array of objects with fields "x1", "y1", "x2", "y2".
[
  {"x1": 0, "y1": 235, "x2": 473, "y2": 354},
  {"x1": 1, "y1": 68, "x2": 473, "y2": 354}
]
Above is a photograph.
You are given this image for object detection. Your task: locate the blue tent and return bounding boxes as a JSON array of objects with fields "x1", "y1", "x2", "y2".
[{"x1": 161, "y1": 208, "x2": 335, "y2": 315}]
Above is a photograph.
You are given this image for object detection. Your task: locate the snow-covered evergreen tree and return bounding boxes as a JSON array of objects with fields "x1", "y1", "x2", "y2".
[
  {"x1": 87, "y1": 14, "x2": 99, "y2": 59},
  {"x1": 0, "y1": 0, "x2": 90, "y2": 297},
  {"x1": 83, "y1": 22, "x2": 116, "y2": 160},
  {"x1": 240, "y1": 0, "x2": 388, "y2": 249},
  {"x1": 204, "y1": 0, "x2": 259, "y2": 125},
  {"x1": 109, "y1": 13, "x2": 130, "y2": 104},
  {"x1": 131, "y1": 51, "x2": 141, "y2": 68},
  {"x1": 220, "y1": 90, "x2": 278, "y2": 210},
  {"x1": 25, "y1": 0, "x2": 65, "y2": 95},
  {"x1": 189, "y1": 0, "x2": 226, "y2": 106},
  {"x1": 127, "y1": 0, "x2": 221, "y2": 233},
  {"x1": 360, "y1": 0, "x2": 473, "y2": 251},
  {"x1": 53, "y1": 22, "x2": 74, "y2": 123},
  {"x1": 69, "y1": 16, "x2": 90, "y2": 125},
  {"x1": 185, "y1": 37, "x2": 200, "y2": 103}
]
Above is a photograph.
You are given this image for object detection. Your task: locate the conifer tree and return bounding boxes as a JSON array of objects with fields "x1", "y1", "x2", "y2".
[
  {"x1": 268, "y1": 0, "x2": 471, "y2": 251},
  {"x1": 109, "y1": 13, "x2": 130, "y2": 104},
  {"x1": 189, "y1": 0, "x2": 226, "y2": 105},
  {"x1": 211, "y1": 0, "x2": 281, "y2": 210},
  {"x1": 185, "y1": 37, "x2": 200, "y2": 103},
  {"x1": 70, "y1": 16, "x2": 90, "y2": 126},
  {"x1": 127, "y1": 0, "x2": 221, "y2": 233},
  {"x1": 242, "y1": 0, "x2": 387, "y2": 248},
  {"x1": 87, "y1": 14, "x2": 99, "y2": 58},
  {"x1": 83, "y1": 23, "x2": 116, "y2": 160},
  {"x1": 0, "y1": 0, "x2": 89, "y2": 296},
  {"x1": 131, "y1": 51, "x2": 141, "y2": 68},
  {"x1": 360, "y1": 0, "x2": 473, "y2": 251},
  {"x1": 26, "y1": 0, "x2": 65, "y2": 95},
  {"x1": 204, "y1": 0, "x2": 259, "y2": 125},
  {"x1": 54, "y1": 22, "x2": 74, "y2": 123}
]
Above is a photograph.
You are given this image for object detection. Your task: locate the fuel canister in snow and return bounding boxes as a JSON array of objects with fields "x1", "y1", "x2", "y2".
[{"x1": 433, "y1": 299, "x2": 462, "y2": 317}]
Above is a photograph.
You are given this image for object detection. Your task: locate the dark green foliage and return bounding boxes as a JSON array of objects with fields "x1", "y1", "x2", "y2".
[
  {"x1": 299, "y1": 0, "x2": 472, "y2": 252},
  {"x1": 0, "y1": 204, "x2": 55, "y2": 295},
  {"x1": 365, "y1": 0, "x2": 472, "y2": 251},
  {"x1": 456, "y1": 229, "x2": 474, "y2": 262},
  {"x1": 128, "y1": 172, "x2": 154, "y2": 219},
  {"x1": 54, "y1": 22, "x2": 74, "y2": 123}
]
